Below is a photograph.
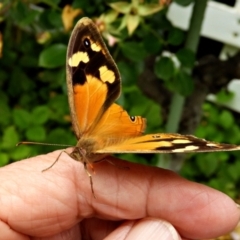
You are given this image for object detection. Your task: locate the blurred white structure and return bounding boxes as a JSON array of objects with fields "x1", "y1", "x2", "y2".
[{"x1": 167, "y1": 0, "x2": 240, "y2": 112}]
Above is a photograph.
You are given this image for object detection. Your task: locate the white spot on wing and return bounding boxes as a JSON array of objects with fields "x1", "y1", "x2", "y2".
[
  {"x1": 207, "y1": 143, "x2": 218, "y2": 147},
  {"x1": 172, "y1": 145, "x2": 199, "y2": 152},
  {"x1": 91, "y1": 42, "x2": 101, "y2": 52},
  {"x1": 68, "y1": 51, "x2": 89, "y2": 67},
  {"x1": 172, "y1": 139, "x2": 192, "y2": 144},
  {"x1": 99, "y1": 66, "x2": 115, "y2": 83}
]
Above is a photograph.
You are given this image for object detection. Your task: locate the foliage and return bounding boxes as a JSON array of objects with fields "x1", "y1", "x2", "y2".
[
  {"x1": 0, "y1": 0, "x2": 240, "y2": 198},
  {"x1": 181, "y1": 101, "x2": 240, "y2": 198}
]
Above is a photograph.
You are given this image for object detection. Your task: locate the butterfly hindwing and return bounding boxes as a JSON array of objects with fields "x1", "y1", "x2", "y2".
[
  {"x1": 88, "y1": 103, "x2": 146, "y2": 137},
  {"x1": 96, "y1": 133, "x2": 240, "y2": 153}
]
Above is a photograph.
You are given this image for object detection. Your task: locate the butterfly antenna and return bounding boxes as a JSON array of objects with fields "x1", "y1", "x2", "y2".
[{"x1": 16, "y1": 141, "x2": 73, "y2": 147}]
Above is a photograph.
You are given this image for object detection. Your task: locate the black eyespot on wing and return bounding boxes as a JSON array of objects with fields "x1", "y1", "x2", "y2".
[
  {"x1": 130, "y1": 116, "x2": 136, "y2": 122},
  {"x1": 83, "y1": 38, "x2": 90, "y2": 48}
]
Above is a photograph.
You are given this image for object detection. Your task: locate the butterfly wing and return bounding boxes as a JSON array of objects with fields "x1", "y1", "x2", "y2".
[
  {"x1": 66, "y1": 17, "x2": 121, "y2": 139},
  {"x1": 67, "y1": 18, "x2": 240, "y2": 159},
  {"x1": 88, "y1": 103, "x2": 146, "y2": 137},
  {"x1": 95, "y1": 133, "x2": 240, "y2": 153}
]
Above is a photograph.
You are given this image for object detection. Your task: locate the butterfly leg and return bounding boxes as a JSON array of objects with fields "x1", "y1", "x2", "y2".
[
  {"x1": 87, "y1": 162, "x2": 95, "y2": 173},
  {"x1": 83, "y1": 161, "x2": 96, "y2": 198},
  {"x1": 42, "y1": 150, "x2": 66, "y2": 172},
  {"x1": 74, "y1": 147, "x2": 96, "y2": 198}
]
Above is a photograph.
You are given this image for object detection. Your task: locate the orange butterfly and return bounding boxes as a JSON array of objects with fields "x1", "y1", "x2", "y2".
[
  {"x1": 63, "y1": 17, "x2": 240, "y2": 195},
  {"x1": 19, "y1": 17, "x2": 240, "y2": 197}
]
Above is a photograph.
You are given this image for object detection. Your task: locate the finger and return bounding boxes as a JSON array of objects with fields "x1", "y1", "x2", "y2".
[
  {"x1": 0, "y1": 220, "x2": 28, "y2": 240},
  {"x1": 0, "y1": 151, "x2": 82, "y2": 238},
  {"x1": 86, "y1": 156, "x2": 240, "y2": 239},
  {"x1": 104, "y1": 218, "x2": 181, "y2": 240},
  {"x1": 31, "y1": 224, "x2": 81, "y2": 240},
  {"x1": 0, "y1": 150, "x2": 239, "y2": 240},
  {"x1": 80, "y1": 217, "x2": 181, "y2": 240}
]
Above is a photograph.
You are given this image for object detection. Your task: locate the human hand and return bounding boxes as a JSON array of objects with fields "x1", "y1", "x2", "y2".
[{"x1": 0, "y1": 150, "x2": 239, "y2": 240}]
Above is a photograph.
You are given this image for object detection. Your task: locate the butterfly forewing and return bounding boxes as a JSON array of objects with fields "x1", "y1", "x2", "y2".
[{"x1": 66, "y1": 17, "x2": 121, "y2": 138}]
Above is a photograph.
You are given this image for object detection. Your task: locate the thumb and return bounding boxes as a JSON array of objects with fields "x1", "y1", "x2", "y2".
[{"x1": 105, "y1": 218, "x2": 181, "y2": 240}]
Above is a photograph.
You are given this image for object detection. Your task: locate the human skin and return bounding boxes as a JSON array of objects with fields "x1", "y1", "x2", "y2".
[{"x1": 0, "y1": 150, "x2": 239, "y2": 240}]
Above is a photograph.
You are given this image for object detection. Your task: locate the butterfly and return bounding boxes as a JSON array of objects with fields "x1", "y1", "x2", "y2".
[
  {"x1": 61, "y1": 17, "x2": 240, "y2": 195},
  {"x1": 18, "y1": 17, "x2": 238, "y2": 197}
]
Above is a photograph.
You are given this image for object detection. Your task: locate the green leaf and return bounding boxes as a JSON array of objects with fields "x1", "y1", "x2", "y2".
[
  {"x1": 0, "y1": 152, "x2": 9, "y2": 166},
  {"x1": 219, "y1": 110, "x2": 234, "y2": 129},
  {"x1": 1, "y1": 126, "x2": 19, "y2": 150},
  {"x1": 196, "y1": 153, "x2": 219, "y2": 177},
  {"x1": 49, "y1": 95, "x2": 69, "y2": 121},
  {"x1": 227, "y1": 163, "x2": 240, "y2": 181},
  {"x1": 176, "y1": 48, "x2": 195, "y2": 68},
  {"x1": 48, "y1": 128, "x2": 76, "y2": 145},
  {"x1": 11, "y1": 1, "x2": 28, "y2": 24},
  {"x1": 154, "y1": 56, "x2": 175, "y2": 80},
  {"x1": 180, "y1": 160, "x2": 199, "y2": 179},
  {"x1": 26, "y1": 126, "x2": 46, "y2": 141},
  {"x1": 118, "y1": 61, "x2": 138, "y2": 85},
  {"x1": 40, "y1": 0, "x2": 60, "y2": 7},
  {"x1": 109, "y1": 2, "x2": 131, "y2": 14},
  {"x1": 167, "y1": 28, "x2": 184, "y2": 46},
  {"x1": 144, "y1": 103, "x2": 162, "y2": 131},
  {"x1": 120, "y1": 41, "x2": 147, "y2": 61},
  {"x1": 39, "y1": 44, "x2": 67, "y2": 68},
  {"x1": 172, "y1": 71, "x2": 194, "y2": 96},
  {"x1": 13, "y1": 109, "x2": 32, "y2": 129},
  {"x1": 143, "y1": 34, "x2": 162, "y2": 54},
  {"x1": 47, "y1": 10, "x2": 62, "y2": 28},
  {"x1": 0, "y1": 101, "x2": 11, "y2": 127},
  {"x1": 138, "y1": 4, "x2": 163, "y2": 16},
  {"x1": 10, "y1": 145, "x2": 32, "y2": 161},
  {"x1": 38, "y1": 68, "x2": 65, "y2": 88},
  {"x1": 21, "y1": 9, "x2": 39, "y2": 26},
  {"x1": 216, "y1": 89, "x2": 234, "y2": 103},
  {"x1": 9, "y1": 67, "x2": 34, "y2": 96},
  {"x1": 126, "y1": 14, "x2": 140, "y2": 35},
  {"x1": 104, "y1": 10, "x2": 119, "y2": 23},
  {"x1": 32, "y1": 106, "x2": 50, "y2": 125}
]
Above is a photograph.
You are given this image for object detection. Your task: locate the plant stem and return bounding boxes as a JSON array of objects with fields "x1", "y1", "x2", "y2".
[
  {"x1": 185, "y1": 0, "x2": 208, "y2": 52},
  {"x1": 157, "y1": 0, "x2": 208, "y2": 169}
]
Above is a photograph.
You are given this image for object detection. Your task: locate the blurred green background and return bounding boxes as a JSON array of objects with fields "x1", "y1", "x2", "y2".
[{"x1": 0, "y1": 0, "x2": 240, "y2": 199}]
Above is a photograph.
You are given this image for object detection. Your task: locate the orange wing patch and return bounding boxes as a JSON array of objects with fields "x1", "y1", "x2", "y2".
[
  {"x1": 73, "y1": 74, "x2": 108, "y2": 134},
  {"x1": 88, "y1": 103, "x2": 146, "y2": 137}
]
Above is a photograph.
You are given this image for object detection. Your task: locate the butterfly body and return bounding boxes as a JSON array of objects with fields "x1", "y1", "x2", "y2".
[{"x1": 65, "y1": 17, "x2": 240, "y2": 195}]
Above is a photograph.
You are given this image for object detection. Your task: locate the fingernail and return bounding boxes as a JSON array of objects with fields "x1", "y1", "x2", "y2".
[{"x1": 160, "y1": 220, "x2": 181, "y2": 240}]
